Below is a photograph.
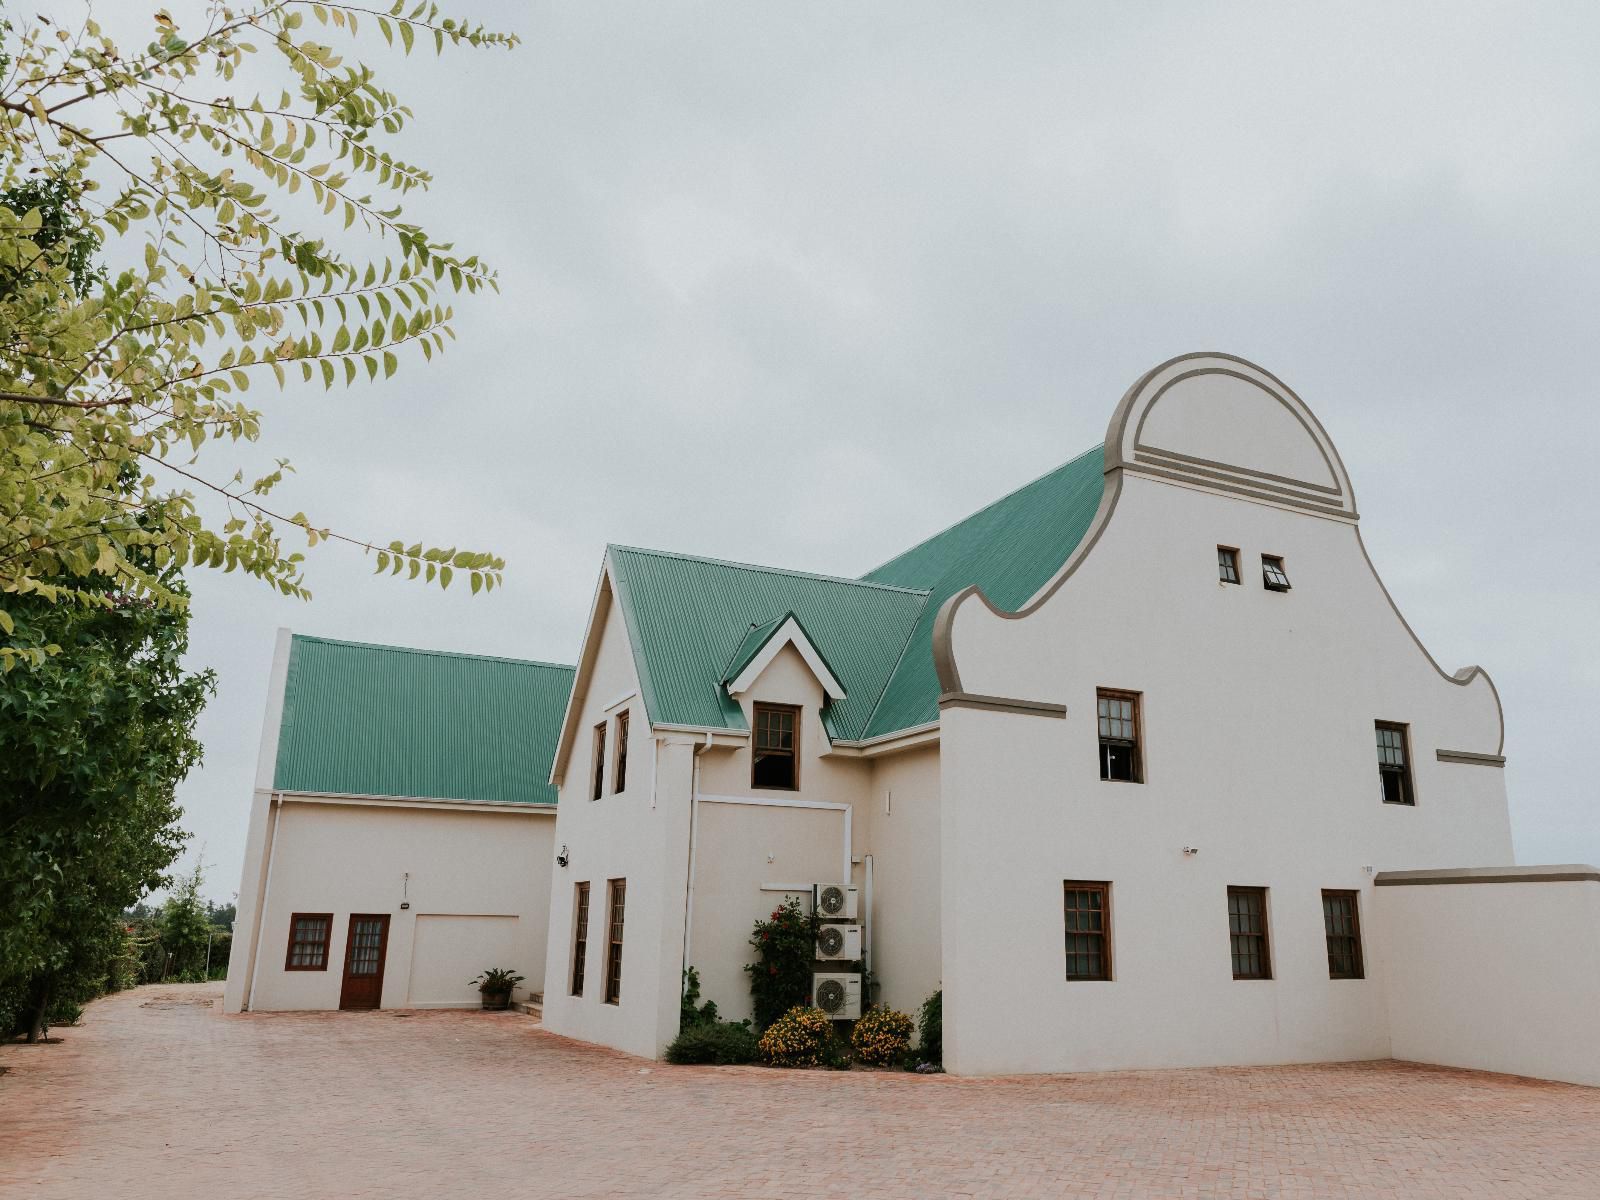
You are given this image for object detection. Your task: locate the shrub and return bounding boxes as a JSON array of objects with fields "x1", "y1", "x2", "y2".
[
  {"x1": 851, "y1": 1005, "x2": 914, "y2": 1066},
  {"x1": 759, "y1": 1005, "x2": 848, "y2": 1069},
  {"x1": 665, "y1": 1019, "x2": 759, "y2": 1065},
  {"x1": 745, "y1": 898, "x2": 820, "y2": 1030},
  {"x1": 680, "y1": 966, "x2": 720, "y2": 1029},
  {"x1": 917, "y1": 990, "x2": 942, "y2": 1065}
]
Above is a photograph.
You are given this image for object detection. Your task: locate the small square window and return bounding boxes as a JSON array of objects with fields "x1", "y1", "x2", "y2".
[
  {"x1": 1097, "y1": 689, "x2": 1142, "y2": 783},
  {"x1": 285, "y1": 913, "x2": 332, "y2": 971},
  {"x1": 1261, "y1": 555, "x2": 1291, "y2": 591},
  {"x1": 1376, "y1": 721, "x2": 1415, "y2": 805},
  {"x1": 1217, "y1": 546, "x2": 1240, "y2": 585}
]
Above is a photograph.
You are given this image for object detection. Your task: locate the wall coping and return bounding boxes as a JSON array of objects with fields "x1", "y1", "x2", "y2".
[{"x1": 1374, "y1": 864, "x2": 1600, "y2": 887}]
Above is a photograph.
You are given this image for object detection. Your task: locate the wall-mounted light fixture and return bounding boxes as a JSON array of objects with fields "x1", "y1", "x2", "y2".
[
  {"x1": 1182, "y1": 845, "x2": 1200, "y2": 857},
  {"x1": 400, "y1": 871, "x2": 411, "y2": 910},
  {"x1": 556, "y1": 844, "x2": 569, "y2": 869}
]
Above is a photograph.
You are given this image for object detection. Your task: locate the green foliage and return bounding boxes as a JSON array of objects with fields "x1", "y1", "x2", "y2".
[
  {"x1": 745, "y1": 897, "x2": 821, "y2": 1030},
  {"x1": 917, "y1": 989, "x2": 942, "y2": 1065},
  {"x1": 0, "y1": 570, "x2": 209, "y2": 1039},
  {"x1": 680, "y1": 966, "x2": 720, "y2": 1028},
  {"x1": 757, "y1": 1005, "x2": 849, "y2": 1070},
  {"x1": 851, "y1": 1005, "x2": 914, "y2": 1066},
  {"x1": 469, "y1": 967, "x2": 524, "y2": 993},
  {"x1": 158, "y1": 863, "x2": 213, "y2": 980},
  {"x1": 0, "y1": 4, "x2": 518, "y2": 659},
  {"x1": 665, "y1": 1018, "x2": 758, "y2": 1065}
]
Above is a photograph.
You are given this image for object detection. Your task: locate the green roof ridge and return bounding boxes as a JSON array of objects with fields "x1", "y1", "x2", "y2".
[
  {"x1": 609, "y1": 544, "x2": 931, "y2": 597},
  {"x1": 863, "y1": 442, "x2": 1106, "y2": 579},
  {"x1": 289, "y1": 632, "x2": 573, "y2": 673}
]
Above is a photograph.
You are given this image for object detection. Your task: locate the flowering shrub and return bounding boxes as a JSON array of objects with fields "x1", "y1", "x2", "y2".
[
  {"x1": 745, "y1": 898, "x2": 820, "y2": 1030},
  {"x1": 851, "y1": 1005, "x2": 914, "y2": 1066},
  {"x1": 758, "y1": 1005, "x2": 846, "y2": 1068}
]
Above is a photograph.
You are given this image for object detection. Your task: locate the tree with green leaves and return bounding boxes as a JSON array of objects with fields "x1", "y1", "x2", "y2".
[
  {"x1": 0, "y1": 2, "x2": 517, "y2": 667},
  {"x1": 0, "y1": 568, "x2": 212, "y2": 1041}
]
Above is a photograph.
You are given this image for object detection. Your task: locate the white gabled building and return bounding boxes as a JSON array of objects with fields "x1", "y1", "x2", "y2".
[{"x1": 229, "y1": 353, "x2": 1600, "y2": 1087}]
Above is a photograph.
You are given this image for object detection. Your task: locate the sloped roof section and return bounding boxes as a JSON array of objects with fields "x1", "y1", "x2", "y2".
[
  {"x1": 719, "y1": 614, "x2": 789, "y2": 685},
  {"x1": 608, "y1": 546, "x2": 928, "y2": 740},
  {"x1": 858, "y1": 444, "x2": 1106, "y2": 737},
  {"x1": 273, "y1": 635, "x2": 574, "y2": 804}
]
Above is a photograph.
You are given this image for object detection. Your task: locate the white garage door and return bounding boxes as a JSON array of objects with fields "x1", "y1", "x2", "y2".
[{"x1": 408, "y1": 914, "x2": 525, "y2": 1007}]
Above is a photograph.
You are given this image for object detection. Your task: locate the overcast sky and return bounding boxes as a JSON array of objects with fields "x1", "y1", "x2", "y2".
[{"x1": 154, "y1": 2, "x2": 1599, "y2": 899}]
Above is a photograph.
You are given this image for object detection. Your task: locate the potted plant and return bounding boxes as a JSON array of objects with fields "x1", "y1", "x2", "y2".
[{"x1": 469, "y1": 967, "x2": 525, "y2": 1011}]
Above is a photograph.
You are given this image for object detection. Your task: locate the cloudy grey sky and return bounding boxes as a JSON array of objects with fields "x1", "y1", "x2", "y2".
[{"x1": 162, "y1": 2, "x2": 1598, "y2": 898}]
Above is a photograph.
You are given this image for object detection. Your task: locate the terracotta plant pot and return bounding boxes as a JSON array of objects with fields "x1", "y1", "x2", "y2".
[{"x1": 481, "y1": 989, "x2": 512, "y2": 1011}]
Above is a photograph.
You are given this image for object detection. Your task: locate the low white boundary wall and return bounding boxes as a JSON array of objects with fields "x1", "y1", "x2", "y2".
[{"x1": 1375, "y1": 865, "x2": 1600, "y2": 1089}]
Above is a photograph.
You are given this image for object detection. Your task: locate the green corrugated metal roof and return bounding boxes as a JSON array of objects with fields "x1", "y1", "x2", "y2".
[
  {"x1": 273, "y1": 635, "x2": 574, "y2": 804},
  {"x1": 857, "y1": 444, "x2": 1106, "y2": 737},
  {"x1": 607, "y1": 444, "x2": 1105, "y2": 744},
  {"x1": 719, "y1": 614, "x2": 789, "y2": 684},
  {"x1": 608, "y1": 547, "x2": 928, "y2": 740}
]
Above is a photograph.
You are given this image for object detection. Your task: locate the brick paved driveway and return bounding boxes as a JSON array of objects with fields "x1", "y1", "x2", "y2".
[{"x1": 4, "y1": 983, "x2": 1600, "y2": 1199}]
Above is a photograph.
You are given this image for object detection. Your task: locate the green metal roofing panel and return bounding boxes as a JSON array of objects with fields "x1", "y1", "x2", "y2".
[
  {"x1": 857, "y1": 444, "x2": 1106, "y2": 737},
  {"x1": 608, "y1": 546, "x2": 928, "y2": 740},
  {"x1": 273, "y1": 635, "x2": 575, "y2": 804},
  {"x1": 719, "y1": 613, "x2": 788, "y2": 684}
]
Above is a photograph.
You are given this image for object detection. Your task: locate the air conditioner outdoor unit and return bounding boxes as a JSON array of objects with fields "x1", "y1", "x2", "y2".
[
  {"x1": 815, "y1": 923, "x2": 861, "y2": 962},
  {"x1": 813, "y1": 883, "x2": 858, "y2": 921},
  {"x1": 811, "y1": 972, "x2": 862, "y2": 1019}
]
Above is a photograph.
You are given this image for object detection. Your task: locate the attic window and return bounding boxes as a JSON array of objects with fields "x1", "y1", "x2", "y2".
[
  {"x1": 1261, "y1": 555, "x2": 1291, "y2": 591},
  {"x1": 1217, "y1": 546, "x2": 1240, "y2": 585},
  {"x1": 752, "y1": 703, "x2": 798, "y2": 791}
]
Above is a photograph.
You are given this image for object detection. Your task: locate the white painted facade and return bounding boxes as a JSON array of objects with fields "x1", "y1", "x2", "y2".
[{"x1": 232, "y1": 353, "x2": 1598, "y2": 1090}]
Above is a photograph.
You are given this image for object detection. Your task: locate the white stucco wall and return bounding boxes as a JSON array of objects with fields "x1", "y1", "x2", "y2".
[
  {"x1": 862, "y1": 744, "x2": 942, "y2": 1017},
  {"x1": 541, "y1": 575, "x2": 694, "y2": 1059},
  {"x1": 240, "y1": 799, "x2": 554, "y2": 1011},
  {"x1": 1376, "y1": 877, "x2": 1600, "y2": 1088},
  {"x1": 938, "y1": 360, "x2": 1512, "y2": 1076}
]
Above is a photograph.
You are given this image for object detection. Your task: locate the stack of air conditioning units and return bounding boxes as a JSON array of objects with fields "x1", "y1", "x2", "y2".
[{"x1": 811, "y1": 882, "x2": 861, "y2": 1020}]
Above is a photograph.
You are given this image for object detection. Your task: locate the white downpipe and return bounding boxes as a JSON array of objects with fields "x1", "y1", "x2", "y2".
[
  {"x1": 863, "y1": 853, "x2": 874, "y2": 983},
  {"x1": 680, "y1": 733, "x2": 712, "y2": 982}
]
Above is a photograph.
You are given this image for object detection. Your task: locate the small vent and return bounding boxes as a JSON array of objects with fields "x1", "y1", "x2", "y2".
[
  {"x1": 814, "y1": 977, "x2": 847, "y2": 1014},
  {"x1": 818, "y1": 885, "x2": 847, "y2": 916},
  {"x1": 818, "y1": 926, "x2": 845, "y2": 957}
]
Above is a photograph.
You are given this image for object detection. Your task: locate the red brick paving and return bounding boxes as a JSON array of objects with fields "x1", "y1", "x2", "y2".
[{"x1": 3, "y1": 983, "x2": 1600, "y2": 1199}]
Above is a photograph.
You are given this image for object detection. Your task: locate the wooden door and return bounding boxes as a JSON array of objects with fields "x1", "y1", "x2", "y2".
[{"x1": 338, "y1": 914, "x2": 390, "y2": 1011}]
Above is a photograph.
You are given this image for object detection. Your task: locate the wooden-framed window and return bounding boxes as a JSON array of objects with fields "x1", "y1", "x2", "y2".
[
  {"x1": 1322, "y1": 889, "x2": 1364, "y2": 980},
  {"x1": 591, "y1": 721, "x2": 606, "y2": 801},
  {"x1": 1261, "y1": 554, "x2": 1291, "y2": 591},
  {"x1": 284, "y1": 912, "x2": 332, "y2": 971},
  {"x1": 752, "y1": 703, "x2": 799, "y2": 791},
  {"x1": 1096, "y1": 689, "x2": 1142, "y2": 783},
  {"x1": 1063, "y1": 882, "x2": 1112, "y2": 981},
  {"x1": 613, "y1": 711, "x2": 629, "y2": 794},
  {"x1": 1227, "y1": 887, "x2": 1272, "y2": 980},
  {"x1": 1217, "y1": 546, "x2": 1241, "y2": 585},
  {"x1": 570, "y1": 882, "x2": 591, "y2": 996},
  {"x1": 1375, "y1": 721, "x2": 1414, "y2": 805},
  {"x1": 603, "y1": 879, "x2": 626, "y2": 1005}
]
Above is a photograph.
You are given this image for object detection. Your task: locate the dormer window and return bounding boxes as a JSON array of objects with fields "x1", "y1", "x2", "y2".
[
  {"x1": 1261, "y1": 555, "x2": 1291, "y2": 591},
  {"x1": 752, "y1": 703, "x2": 799, "y2": 790},
  {"x1": 1217, "y1": 546, "x2": 1240, "y2": 584}
]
